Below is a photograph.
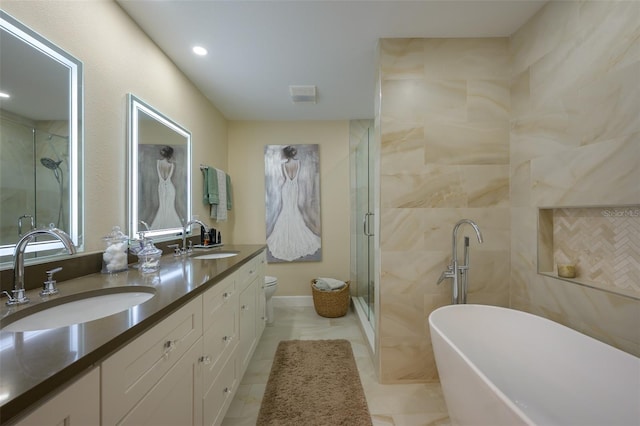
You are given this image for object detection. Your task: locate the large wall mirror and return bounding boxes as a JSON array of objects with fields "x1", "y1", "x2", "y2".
[
  {"x1": 0, "y1": 11, "x2": 83, "y2": 266},
  {"x1": 128, "y1": 94, "x2": 191, "y2": 240}
]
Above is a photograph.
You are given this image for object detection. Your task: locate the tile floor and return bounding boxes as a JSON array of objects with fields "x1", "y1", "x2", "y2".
[{"x1": 221, "y1": 304, "x2": 451, "y2": 426}]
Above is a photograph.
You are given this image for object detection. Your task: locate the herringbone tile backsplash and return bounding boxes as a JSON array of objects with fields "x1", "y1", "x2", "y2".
[{"x1": 554, "y1": 207, "x2": 640, "y2": 294}]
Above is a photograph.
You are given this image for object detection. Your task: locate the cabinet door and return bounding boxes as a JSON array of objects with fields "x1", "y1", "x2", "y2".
[
  {"x1": 203, "y1": 348, "x2": 238, "y2": 426},
  {"x1": 255, "y1": 250, "x2": 267, "y2": 337},
  {"x1": 238, "y1": 279, "x2": 257, "y2": 377},
  {"x1": 255, "y1": 277, "x2": 266, "y2": 337},
  {"x1": 15, "y1": 368, "x2": 100, "y2": 426},
  {"x1": 202, "y1": 298, "x2": 238, "y2": 388},
  {"x1": 116, "y1": 337, "x2": 203, "y2": 426}
]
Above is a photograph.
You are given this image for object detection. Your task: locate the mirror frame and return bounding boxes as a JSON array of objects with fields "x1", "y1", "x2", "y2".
[
  {"x1": 127, "y1": 94, "x2": 192, "y2": 240},
  {"x1": 0, "y1": 11, "x2": 83, "y2": 259}
]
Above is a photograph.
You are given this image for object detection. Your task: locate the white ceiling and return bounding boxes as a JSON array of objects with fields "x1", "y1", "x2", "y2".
[{"x1": 117, "y1": 0, "x2": 547, "y2": 121}]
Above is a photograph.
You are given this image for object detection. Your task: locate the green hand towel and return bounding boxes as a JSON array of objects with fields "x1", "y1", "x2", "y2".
[{"x1": 203, "y1": 167, "x2": 219, "y2": 205}]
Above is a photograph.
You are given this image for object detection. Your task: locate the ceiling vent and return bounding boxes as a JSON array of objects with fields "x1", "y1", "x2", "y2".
[{"x1": 289, "y1": 85, "x2": 317, "y2": 104}]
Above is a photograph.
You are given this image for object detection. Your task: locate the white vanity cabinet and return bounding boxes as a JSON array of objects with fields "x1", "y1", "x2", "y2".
[
  {"x1": 14, "y1": 368, "x2": 100, "y2": 426},
  {"x1": 101, "y1": 296, "x2": 203, "y2": 426},
  {"x1": 9, "y1": 249, "x2": 268, "y2": 426}
]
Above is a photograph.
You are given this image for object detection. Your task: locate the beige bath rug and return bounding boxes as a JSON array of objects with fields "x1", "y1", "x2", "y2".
[{"x1": 256, "y1": 339, "x2": 372, "y2": 426}]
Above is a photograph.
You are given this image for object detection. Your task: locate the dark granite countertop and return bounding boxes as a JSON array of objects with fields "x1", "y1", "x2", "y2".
[{"x1": 0, "y1": 244, "x2": 266, "y2": 424}]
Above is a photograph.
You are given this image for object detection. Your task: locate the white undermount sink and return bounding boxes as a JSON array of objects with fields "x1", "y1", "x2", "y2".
[
  {"x1": 1, "y1": 287, "x2": 156, "y2": 332},
  {"x1": 193, "y1": 251, "x2": 239, "y2": 260}
]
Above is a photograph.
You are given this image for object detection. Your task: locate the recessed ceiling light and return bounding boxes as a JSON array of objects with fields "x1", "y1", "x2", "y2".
[
  {"x1": 192, "y1": 46, "x2": 208, "y2": 56},
  {"x1": 0, "y1": 91, "x2": 10, "y2": 99}
]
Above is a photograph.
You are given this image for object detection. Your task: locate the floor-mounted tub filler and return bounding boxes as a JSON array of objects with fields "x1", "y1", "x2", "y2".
[{"x1": 429, "y1": 304, "x2": 640, "y2": 426}]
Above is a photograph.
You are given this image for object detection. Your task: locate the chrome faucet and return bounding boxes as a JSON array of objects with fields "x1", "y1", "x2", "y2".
[
  {"x1": 7, "y1": 227, "x2": 76, "y2": 305},
  {"x1": 437, "y1": 219, "x2": 483, "y2": 304},
  {"x1": 181, "y1": 219, "x2": 208, "y2": 253}
]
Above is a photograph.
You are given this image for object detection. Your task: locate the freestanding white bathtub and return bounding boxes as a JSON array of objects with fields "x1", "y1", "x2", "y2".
[{"x1": 429, "y1": 304, "x2": 640, "y2": 426}]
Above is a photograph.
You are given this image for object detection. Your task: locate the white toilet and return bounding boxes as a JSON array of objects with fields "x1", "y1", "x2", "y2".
[{"x1": 264, "y1": 276, "x2": 278, "y2": 324}]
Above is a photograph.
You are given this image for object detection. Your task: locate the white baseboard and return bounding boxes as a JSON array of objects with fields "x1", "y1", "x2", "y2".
[{"x1": 272, "y1": 295, "x2": 314, "y2": 307}]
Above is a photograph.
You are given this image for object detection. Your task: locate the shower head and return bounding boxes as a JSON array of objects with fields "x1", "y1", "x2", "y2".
[{"x1": 40, "y1": 157, "x2": 63, "y2": 170}]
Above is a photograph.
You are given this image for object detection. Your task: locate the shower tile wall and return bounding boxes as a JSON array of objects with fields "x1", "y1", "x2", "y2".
[
  {"x1": 0, "y1": 117, "x2": 35, "y2": 243},
  {"x1": 510, "y1": 1, "x2": 640, "y2": 356},
  {"x1": 376, "y1": 1, "x2": 640, "y2": 383},
  {"x1": 377, "y1": 38, "x2": 511, "y2": 383}
]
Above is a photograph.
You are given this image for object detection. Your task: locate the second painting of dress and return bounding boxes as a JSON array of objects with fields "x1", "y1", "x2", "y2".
[{"x1": 265, "y1": 144, "x2": 321, "y2": 263}]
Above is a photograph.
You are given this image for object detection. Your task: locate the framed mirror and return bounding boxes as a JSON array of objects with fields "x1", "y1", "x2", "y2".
[
  {"x1": 127, "y1": 94, "x2": 191, "y2": 240},
  {"x1": 0, "y1": 11, "x2": 83, "y2": 264}
]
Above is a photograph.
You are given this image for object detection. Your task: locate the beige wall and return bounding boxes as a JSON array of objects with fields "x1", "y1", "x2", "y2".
[
  {"x1": 3, "y1": 0, "x2": 229, "y2": 254},
  {"x1": 377, "y1": 38, "x2": 512, "y2": 383},
  {"x1": 509, "y1": 0, "x2": 640, "y2": 356},
  {"x1": 227, "y1": 121, "x2": 350, "y2": 296}
]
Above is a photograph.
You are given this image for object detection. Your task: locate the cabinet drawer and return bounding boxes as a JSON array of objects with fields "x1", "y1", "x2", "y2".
[
  {"x1": 203, "y1": 274, "x2": 236, "y2": 332},
  {"x1": 101, "y1": 297, "x2": 202, "y2": 426},
  {"x1": 236, "y1": 255, "x2": 260, "y2": 291},
  {"x1": 202, "y1": 300, "x2": 237, "y2": 387},
  {"x1": 203, "y1": 350, "x2": 238, "y2": 426}
]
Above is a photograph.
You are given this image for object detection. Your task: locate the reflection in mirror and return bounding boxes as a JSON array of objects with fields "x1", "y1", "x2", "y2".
[
  {"x1": 128, "y1": 94, "x2": 191, "y2": 240},
  {"x1": 0, "y1": 11, "x2": 83, "y2": 265}
]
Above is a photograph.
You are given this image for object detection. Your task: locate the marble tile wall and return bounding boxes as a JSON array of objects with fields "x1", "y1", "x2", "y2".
[
  {"x1": 510, "y1": 0, "x2": 640, "y2": 356},
  {"x1": 376, "y1": 1, "x2": 640, "y2": 383},
  {"x1": 377, "y1": 38, "x2": 511, "y2": 383}
]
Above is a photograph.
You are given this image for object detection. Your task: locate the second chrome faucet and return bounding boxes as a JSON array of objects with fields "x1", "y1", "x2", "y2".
[
  {"x1": 181, "y1": 219, "x2": 209, "y2": 254},
  {"x1": 437, "y1": 219, "x2": 483, "y2": 305}
]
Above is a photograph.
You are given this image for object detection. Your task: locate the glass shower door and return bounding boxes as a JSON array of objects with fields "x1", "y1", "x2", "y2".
[{"x1": 355, "y1": 125, "x2": 375, "y2": 327}]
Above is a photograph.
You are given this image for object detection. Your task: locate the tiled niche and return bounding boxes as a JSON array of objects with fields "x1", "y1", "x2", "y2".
[{"x1": 538, "y1": 206, "x2": 640, "y2": 300}]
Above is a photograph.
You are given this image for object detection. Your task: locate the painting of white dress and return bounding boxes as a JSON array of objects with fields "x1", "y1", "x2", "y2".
[
  {"x1": 138, "y1": 144, "x2": 187, "y2": 230},
  {"x1": 265, "y1": 144, "x2": 321, "y2": 263}
]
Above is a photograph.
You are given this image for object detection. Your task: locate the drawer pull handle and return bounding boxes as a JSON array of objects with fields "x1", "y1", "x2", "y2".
[
  {"x1": 223, "y1": 386, "x2": 232, "y2": 394},
  {"x1": 199, "y1": 355, "x2": 212, "y2": 365},
  {"x1": 223, "y1": 335, "x2": 233, "y2": 343},
  {"x1": 223, "y1": 291, "x2": 233, "y2": 299},
  {"x1": 241, "y1": 305, "x2": 248, "y2": 310},
  {"x1": 163, "y1": 340, "x2": 177, "y2": 360}
]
